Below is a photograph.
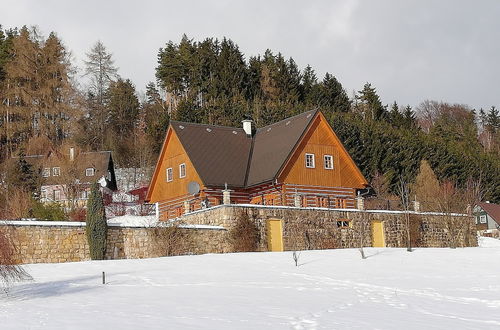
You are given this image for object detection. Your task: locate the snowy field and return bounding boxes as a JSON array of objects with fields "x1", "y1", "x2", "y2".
[{"x1": 2, "y1": 238, "x2": 500, "y2": 330}]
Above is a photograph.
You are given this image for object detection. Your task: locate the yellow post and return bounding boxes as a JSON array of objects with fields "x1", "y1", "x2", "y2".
[{"x1": 267, "y1": 219, "x2": 284, "y2": 252}]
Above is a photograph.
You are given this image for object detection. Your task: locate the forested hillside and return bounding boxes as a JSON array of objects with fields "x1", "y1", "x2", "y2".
[{"x1": 0, "y1": 28, "x2": 499, "y2": 203}]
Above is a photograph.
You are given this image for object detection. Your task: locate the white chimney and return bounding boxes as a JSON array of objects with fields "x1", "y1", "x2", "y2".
[
  {"x1": 242, "y1": 119, "x2": 253, "y2": 137},
  {"x1": 69, "y1": 147, "x2": 75, "y2": 161}
]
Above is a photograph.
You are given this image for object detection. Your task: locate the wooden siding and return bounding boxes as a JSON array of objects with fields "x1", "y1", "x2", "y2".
[
  {"x1": 147, "y1": 128, "x2": 205, "y2": 204},
  {"x1": 278, "y1": 113, "x2": 367, "y2": 189}
]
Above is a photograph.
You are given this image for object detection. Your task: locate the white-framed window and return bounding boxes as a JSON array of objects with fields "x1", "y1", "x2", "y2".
[
  {"x1": 324, "y1": 155, "x2": 334, "y2": 169},
  {"x1": 81, "y1": 190, "x2": 88, "y2": 200},
  {"x1": 42, "y1": 168, "x2": 50, "y2": 177},
  {"x1": 40, "y1": 190, "x2": 47, "y2": 200},
  {"x1": 52, "y1": 167, "x2": 60, "y2": 176},
  {"x1": 54, "y1": 190, "x2": 61, "y2": 201},
  {"x1": 166, "y1": 167, "x2": 173, "y2": 182},
  {"x1": 86, "y1": 168, "x2": 95, "y2": 176},
  {"x1": 179, "y1": 163, "x2": 186, "y2": 178},
  {"x1": 305, "y1": 153, "x2": 315, "y2": 168},
  {"x1": 480, "y1": 215, "x2": 487, "y2": 224}
]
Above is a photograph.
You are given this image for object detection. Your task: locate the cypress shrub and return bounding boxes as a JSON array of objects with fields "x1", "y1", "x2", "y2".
[{"x1": 85, "y1": 182, "x2": 107, "y2": 260}]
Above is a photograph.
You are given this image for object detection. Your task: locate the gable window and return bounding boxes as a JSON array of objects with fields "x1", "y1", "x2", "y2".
[
  {"x1": 305, "y1": 153, "x2": 315, "y2": 168},
  {"x1": 480, "y1": 215, "x2": 487, "y2": 224},
  {"x1": 166, "y1": 167, "x2": 173, "y2": 182},
  {"x1": 54, "y1": 190, "x2": 61, "y2": 201},
  {"x1": 324, "y1": 155, "x2": 334, "y2": 170},
  {"x1": 42, "y1": 168, "x2": 50, "y2": 177},
  {"x1": 179, "y1": 163, "x2": 186, "y2": 178},
  {"x1": 52, "y1": 167, "x2": 61, "y2": 176},
  {"x1": 86, "y1": 168, "x2": 95, "y2": 176}
]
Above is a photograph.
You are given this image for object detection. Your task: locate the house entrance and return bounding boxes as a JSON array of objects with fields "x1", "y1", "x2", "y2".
[
  {"x1": 371, "y1": 220, "x2": 386, "y2": 247},
  {"x1": 267, "y1": 219, "x2": 284, "y2": 252}
]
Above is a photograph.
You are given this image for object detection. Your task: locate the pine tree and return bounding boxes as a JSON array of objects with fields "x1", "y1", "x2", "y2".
[
  {"x1": 85, "y1": 182, "x2": 107, "y2": 260},
  {"x1": 356, "y1": 83, "x2": 386, "y2": 121}
]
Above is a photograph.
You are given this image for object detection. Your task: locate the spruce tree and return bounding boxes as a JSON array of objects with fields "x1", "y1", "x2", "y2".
[{"x1": 85, "y1": 182, "x2": 107, "y2": 260}]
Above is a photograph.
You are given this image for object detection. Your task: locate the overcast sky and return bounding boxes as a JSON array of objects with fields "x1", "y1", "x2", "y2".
[{"x1": 2, "y1": 0, "x2": 499, "y2": 110}]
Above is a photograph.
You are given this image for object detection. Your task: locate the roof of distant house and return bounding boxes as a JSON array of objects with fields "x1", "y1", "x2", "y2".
[{"x1": 476, "y1": 202, "x2": 500, "y2": 225}]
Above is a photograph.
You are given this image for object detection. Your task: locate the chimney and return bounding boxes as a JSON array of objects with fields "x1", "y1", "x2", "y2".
[
  {"x1": 242, "y1": 119, "x2": 254, "y2": 137},
  {"x1": 69, "y1": 147, "x2": 75, "y2": 161}
]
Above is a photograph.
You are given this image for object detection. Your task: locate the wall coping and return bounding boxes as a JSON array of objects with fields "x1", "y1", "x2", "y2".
[
  {"x1": 181, "y1": 203, "x2": 469, "y2": 218},
  {"x1": 0, "y1": 220, "x2": 226, "y2": 230}
]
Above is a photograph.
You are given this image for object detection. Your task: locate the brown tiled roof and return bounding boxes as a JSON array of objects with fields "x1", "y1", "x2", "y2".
[
  {"x1": 477, "y1": 202, "x2": 500, "y2": 225},
  {"x1": 171, "y1": 122, "x2": 252, "y2": 187},
  {"x1": 246, "y1": 109, "x2": 317, "y2": 186},
  {"x1": 170, "y1": 109, "x2": 317, "y2": 188}
]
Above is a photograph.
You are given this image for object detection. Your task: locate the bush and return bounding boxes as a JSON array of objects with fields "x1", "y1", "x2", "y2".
[
  {"x1": 85, "y1": 182, "x2": 107, "y2": 260},
  {"x1": 32, "y1": 201, "x2": 66, "y2": 221},
  {"x1": 68, "y1": 208, "x2": 86, "y2": 222},
  {"x1": 229, "y1": 211, "x2": 259, "y2": 252}
]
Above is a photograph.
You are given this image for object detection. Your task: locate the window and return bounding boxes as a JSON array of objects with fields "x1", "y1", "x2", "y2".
[
  {"x1": 41, "y1": 190, "x2": 47, "y2": 200},
  {"x1": 337, "y1": 220, "x2": 351, "y2": 228},
  {"x1": 81, "y1": 190, "x2": 88, "y2": 200},
  {"x1": 179, "y1": 163, "x2": 186, "y2": 178},
  {"x1": 324, "y1": 155, "x2": 333, "y2": 169},
  {"x1": 166, "y1": 167, "x2": 173, "y2": 182},
  {"x1": 86, "y1": 168, "x2": 95, "y2": 176},
  {"x1": 480, "y1": 215, "x2": 487, "y2": 224},
  {"x1": 305, "y1": 153, "x2": 315, "y2": 168},
  {"x1": 52, "y1": 167, "x2": 61, "y2": 176},
  {"x1": 54, "y1": 190, "x2": 61, "y2": 201},
  {"x1": 42, "y1": 168, "x2": 50, "y2": 177}
]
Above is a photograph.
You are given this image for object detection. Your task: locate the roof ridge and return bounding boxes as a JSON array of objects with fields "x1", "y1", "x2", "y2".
[
  {"x1": 257, "y1": 109, "x2": 318, "y2": 131},
  {"x1": 171, "y1": 120, "x2": 244, "y2": 131}
]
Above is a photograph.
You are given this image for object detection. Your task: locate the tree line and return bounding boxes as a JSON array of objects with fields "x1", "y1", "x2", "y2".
[{"x1": 0, "y1": 27, "x2": 499, "y2": 205}]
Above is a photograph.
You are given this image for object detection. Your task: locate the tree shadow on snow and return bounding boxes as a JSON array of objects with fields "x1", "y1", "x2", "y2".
[{"x1": 3, "y1": 272, "x2": 128, "y2": 301}]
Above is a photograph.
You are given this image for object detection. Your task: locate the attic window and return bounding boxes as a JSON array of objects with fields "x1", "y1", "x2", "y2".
[
  {"x1": 324, "y1": 155, "x2": 334, "y2": 170},
  {"x1": 480, "y1": 215, "x2": 487, "y2": 224},
  {"x1": 305, "y1": 153, "x2": 315, "y2": 168},
  {"x1": 52, "y1": 167, "x2": 60, "y2": 176},
  {"x1": 166, "y1": 168, "x2": 173, "y2": 182},
  {"x1": 179, "y1": 125, "x2": 185, "y2": 129},
  {"x1": 206, "y1": 128, "x2": 212, "y2": 132},
  {"x1": 86, "y1": 168, "x2": 95, "y2": 176},
  {"x1": 42, "y1": 168, "x2": 50, "y2": 177},
  {"x1": 179, "y1": 163, "x2": 186, "y2": 178}
]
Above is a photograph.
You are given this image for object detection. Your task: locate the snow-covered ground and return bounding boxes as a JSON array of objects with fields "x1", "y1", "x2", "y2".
[{"x1": 2, "y1": 238, "x2": 500, "y2": 329}]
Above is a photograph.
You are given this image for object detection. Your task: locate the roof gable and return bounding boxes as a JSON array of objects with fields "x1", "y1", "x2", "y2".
[{"x1": 246, "y1": 109, "x2": 318, "y2": 186}]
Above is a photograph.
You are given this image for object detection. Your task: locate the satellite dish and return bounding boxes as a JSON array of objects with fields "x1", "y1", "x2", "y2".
[{"x1": 187, "y1": 181, "x2": 200, "y2": 195}]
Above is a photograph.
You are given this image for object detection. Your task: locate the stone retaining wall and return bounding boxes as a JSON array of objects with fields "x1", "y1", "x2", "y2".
[
  {"x1": 0, "y1": 205, "x2": 477, "y2": 264},
  {"x1": 181, "y1": 205, "x2": 477, "y2": 250},
  {"x1": 0, "y1": 222, "x2": 227, "y2": 264}
]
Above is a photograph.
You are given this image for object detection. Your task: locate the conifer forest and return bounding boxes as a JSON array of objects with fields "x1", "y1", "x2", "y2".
[{"x1": 0, "y1": 27, "x2": 499, "y2": 208}]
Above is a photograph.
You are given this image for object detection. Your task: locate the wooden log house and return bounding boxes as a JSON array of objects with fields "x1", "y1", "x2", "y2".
[{"x1": 146, "y1": 109, "x2": 368, "y2": 219}]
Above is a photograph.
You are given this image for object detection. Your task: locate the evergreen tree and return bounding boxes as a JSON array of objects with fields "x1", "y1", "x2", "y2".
[
  {"x1": 107, "y1": 78, "x2": 140, "y2": 138},
  {"x1": 85, "y1": 182, "x2": 107, "y2": 260},
  {"x1": 318, "y1": 73, "x2": 351, "y2": 115},
  {"x1": 355, "y1": 83, "x2": 386, "y2": 121}
]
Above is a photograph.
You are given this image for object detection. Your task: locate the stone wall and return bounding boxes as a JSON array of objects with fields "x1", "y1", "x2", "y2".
[
  {"x1": 0, "y1": 205, "x2": 477, "y2": 264},
  {"x1": 0, "y1": 222, "x2": 228, "y2": 264},
  {"x1": 181, "y1": 205, "x2": 478, "y2": 250}
]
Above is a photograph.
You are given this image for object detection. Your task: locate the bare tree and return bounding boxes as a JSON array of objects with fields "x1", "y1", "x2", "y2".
[
  {"x1": 398, "y1": 179, "x2": 413, "y2": 252},
  {"x1": 0, "y1": 228, "x2": 31, "y2": 288},
  {"x1": 292, "y1": 251, "x2": 300, "y2": 266}
]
